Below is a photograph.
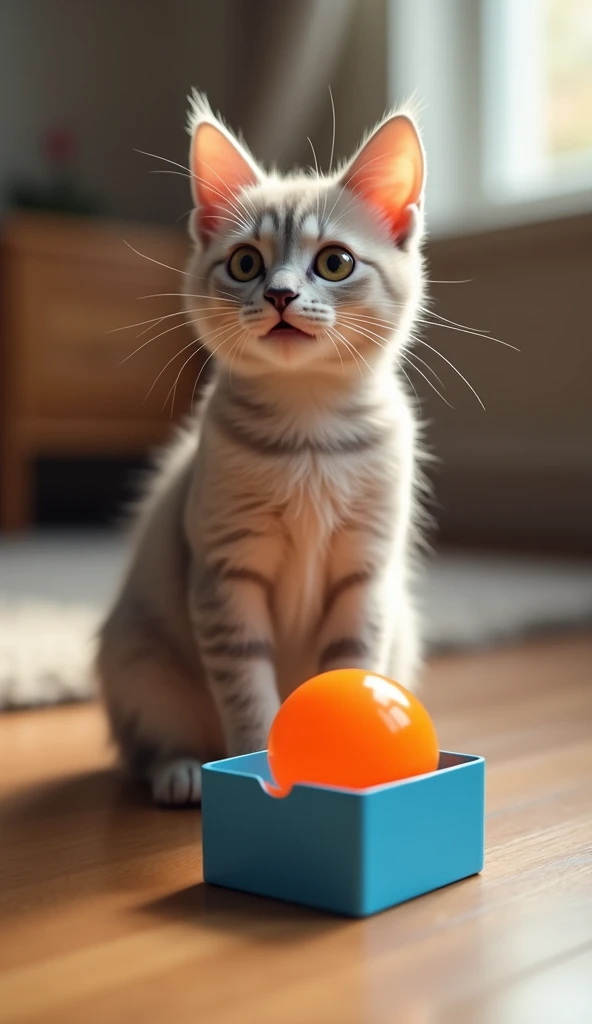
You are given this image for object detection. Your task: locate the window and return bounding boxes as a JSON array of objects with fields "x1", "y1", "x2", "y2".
[
  {"x1": 484, "y1": 0, "x2": 592, "y2": 199},
  {"x1": 389, "y1": 0, "x2": 592, "y2": 236}
]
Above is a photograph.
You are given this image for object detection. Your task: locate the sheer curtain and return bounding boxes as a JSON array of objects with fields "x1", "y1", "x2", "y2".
[
  {"x1": 235, "y1": 0, "x2": 356, "y2": 166},
  {"x1": 187, "y1": 0, "x2": 356, "y2": 168}
]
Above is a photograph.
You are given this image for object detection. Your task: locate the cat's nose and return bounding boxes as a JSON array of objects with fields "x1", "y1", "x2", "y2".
[{"x1": 264, "y1": 287, "x2": 299, "y2": 312}]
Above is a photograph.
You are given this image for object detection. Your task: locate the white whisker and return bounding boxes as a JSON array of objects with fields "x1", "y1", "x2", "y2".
[
  {"x1": 399, "y1": 364, "x2": 421, "y2": 406},
  {"x1": 148, "y1": 169, "x2": 254, "y2": 229},
  {"x1": 338, "y1": 308, "x2": 397, "y2": 327},
  {"x1": 403, "y1": 352, "x2": 453, "y2": 408},
  {"x1": 321, "y1": 84, "x2": 336, "y2": 226},
  {"x1": 307, "y1": 137, "x2": 321, "y2": 224},
  {"x1": 175, "y1": 207, "x2": 194, "y2": 226},
  {"x1": 323, "y1": 153, "x2": 386, "y2": 228},
  {"x1": 136, "y1": 149, "x2": 253, "y2": 232},
  {"x1": 336, "y1": 317, "x2": 388, "y2": 350},
  {"x1": 149, "y1": 168, "x2": 193, "y2": 180},
  {"x1": 326, "y1": 327, "x2": 362, "y2": 378},
  {"x1": 136, "y1": 308, "x2": 233, "y2": 340},
  {"x1": 198, "y1": 156, "x2": 257, "y2": 228},
  {"x1": 134, "y1": 148, "x2": 192, "y2": 176},
  {"x1": 110, "y1": 306, "x2": 235, "y2": 337},
  {"x1": 110, "y1": 309, "x2": 191, "y2": 335},
  {"x1": 122, "y1": 240, "x2": 192, "y2": 278},
  {"x1": 322, "y1": 329, "x2": 344, "y2": 373},
  {"x1": 164, "y1": 322, "x2": 242, "y2": 415},
  {"x1": 328, "y1": 85, "x2": 336, "y2": 177},
  {"x1": 120, "y1": 317, "x2": 197, "y2": 365},
  {"x1": 403, "y1": 348, "x2": 446, "y2": 390},
  {"x1": 340, "y1": 300, "x2": 517, "y2": 352},
  {"x1": 232, "y1": 332, "x2": 251, "y2": 390},
  {"x1": 336, "y1": 314, "x2": 451, "y2": 406},
  {"x1": 191, "y1": 337, "x2": 227, "y2": 410},
  {"x1": 416, "y1": 338, "x2": 485, "y2": 409},
  {"x1": 413, "y1": 316, "x2": 517, "y2": 351},
  {"x1": 146, "y1": 338, "x2": 199, "y2": 402},
  {"x1": 331, "y1": 326, "x2": 376, "y2": 377},
  {"x1": 418, "y1": 303, "x2": 490, "y2": 334},
  {"x1": 138, "y1": 292, "x2": 238, "y2": 304},
  {"x1": 430, "y1": 278, "x2": 473, "y2": 285},
  {"x1": 417, "y1": 307, "x2": 519, "y2": 351},
  {"x1": 227, "y1": 330, "x2": 247, "y2": 389},
  {"x1": 164, "y1": 348, "x2": 201, "y2": 417}
]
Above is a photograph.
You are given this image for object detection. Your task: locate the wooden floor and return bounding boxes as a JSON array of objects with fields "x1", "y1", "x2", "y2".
[{"x1": 1, "y1": 634, "x2": 591, "y2": 1024}]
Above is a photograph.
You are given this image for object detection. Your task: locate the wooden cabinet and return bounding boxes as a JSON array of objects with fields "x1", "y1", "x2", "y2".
[{"x1": 0, "y1": 213, "x2": 201, "y2": 529}]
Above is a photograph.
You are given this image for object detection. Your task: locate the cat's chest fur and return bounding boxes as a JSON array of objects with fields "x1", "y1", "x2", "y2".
[
  {"x1": 274, "y1": 451, "x2": 364, "y2": 624},
  {"x1": 197, "y1": 402, "x2": 404, "y2": 685},
  {"x1": 270, "y1": 443, "x2": 398, "y2": 694},
  {"x1": 190, "y1": 379, "x2": 410, "y2": 685}
]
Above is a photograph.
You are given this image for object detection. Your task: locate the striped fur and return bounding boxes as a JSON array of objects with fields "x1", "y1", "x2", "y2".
[{"x1": 97, "y1": 92, "x2": 427, "y2": 805}]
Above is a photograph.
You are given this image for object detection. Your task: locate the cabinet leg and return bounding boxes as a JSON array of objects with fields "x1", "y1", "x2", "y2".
[{"x1": 0, "y1": 441, "x2": 31, "y2": 531}]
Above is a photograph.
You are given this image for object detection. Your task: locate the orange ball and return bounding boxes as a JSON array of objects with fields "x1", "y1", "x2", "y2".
[{"x1": 267, "y1": 669, "x2": 439, "y2": 796}]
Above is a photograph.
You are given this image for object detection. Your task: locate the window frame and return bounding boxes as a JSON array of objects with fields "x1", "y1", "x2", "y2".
[{"x1": 387, "y1": 0, "x2": 592, "y2": 238}]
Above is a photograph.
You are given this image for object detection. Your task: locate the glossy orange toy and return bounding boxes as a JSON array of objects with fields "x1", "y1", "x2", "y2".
[{"x1": 267, "y1": 668, "x2": 440, "y2": 796}]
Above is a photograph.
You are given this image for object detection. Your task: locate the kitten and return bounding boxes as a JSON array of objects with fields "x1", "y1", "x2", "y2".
[{"x1": 97, "y1": 91, "x2": 427, "y2": 806}]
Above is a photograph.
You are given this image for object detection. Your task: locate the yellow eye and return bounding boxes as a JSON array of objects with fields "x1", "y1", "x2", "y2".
[
  {"x1": 314, "y1": 245, "x2": 355, "y2": 282},
  {"x1": 228, "y1": 245, "x2": 264, "y2": 282}
]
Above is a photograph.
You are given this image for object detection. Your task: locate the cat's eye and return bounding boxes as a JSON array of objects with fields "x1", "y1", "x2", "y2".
[
  {"x1": 314, "y1": 246, "x2": 355, "y2": 282},
  {"x1": 227, "y1": 245, "x2": 264, "y2": 282}
]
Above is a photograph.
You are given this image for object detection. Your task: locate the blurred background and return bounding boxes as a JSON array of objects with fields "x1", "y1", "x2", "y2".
[{"x1": 1, "y1": 0, "x2": 591, "y2": 707}]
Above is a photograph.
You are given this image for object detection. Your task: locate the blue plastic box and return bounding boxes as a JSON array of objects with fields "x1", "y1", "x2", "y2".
[{"x1": 201, "y1": 750, "x2": 485, "y2": 917}]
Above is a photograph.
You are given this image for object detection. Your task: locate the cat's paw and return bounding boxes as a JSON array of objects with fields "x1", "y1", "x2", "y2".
[{"x1": 151, "y1": 759, "x2": 202, "y2": 807}]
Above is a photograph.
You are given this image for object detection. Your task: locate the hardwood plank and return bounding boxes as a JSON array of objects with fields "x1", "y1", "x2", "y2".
[
  {"x1": 445, "y1": 944, "x2": 592, "y2": 1024},
  {"x1": 1, "y1": 633, "x2": 591, "y2": 1023}
]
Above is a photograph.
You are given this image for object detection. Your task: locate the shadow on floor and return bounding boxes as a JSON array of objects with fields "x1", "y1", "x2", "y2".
[
  {"x1": 0, "y1": 769, "x2": 202, "y2": 917},
  {"x1": 140, "y1": 881, "x2": 351, "y2": 944}
]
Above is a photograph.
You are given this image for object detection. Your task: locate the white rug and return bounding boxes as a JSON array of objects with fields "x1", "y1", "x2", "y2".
[{"x1": 1, "y1": 531, "x2": 592, "y2": 710}]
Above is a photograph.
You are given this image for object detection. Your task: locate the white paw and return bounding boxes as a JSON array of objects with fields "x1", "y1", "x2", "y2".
[{"x1": 151, "y1": 759, "x2": 202, "y2": 807}]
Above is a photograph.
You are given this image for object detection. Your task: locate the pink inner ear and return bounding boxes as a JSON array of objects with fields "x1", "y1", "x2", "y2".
[
  {"x1": 191, "y1": 123, "x2": 258, "y2": 240},
  {"x1": 343, "y1": 117, "x2": 424, "y2": 240}
]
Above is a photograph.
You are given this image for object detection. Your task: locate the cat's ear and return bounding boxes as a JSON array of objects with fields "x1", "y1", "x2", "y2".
[
  {"x1": 339, "y1": 114, "x2": 425, "y2": 243},
  {"x1": 188, "y1": 91, "x2": 260, "y2": 243}
]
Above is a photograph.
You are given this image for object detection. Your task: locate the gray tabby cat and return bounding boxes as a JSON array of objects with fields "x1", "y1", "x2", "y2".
[{"x1": 97, "y1": 91, "x2": 427, "y2": 806}]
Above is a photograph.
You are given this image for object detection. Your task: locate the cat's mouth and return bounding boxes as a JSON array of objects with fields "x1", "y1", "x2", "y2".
[{"x1": 263, "y1": 320, "x2": 315, "y2": 341}]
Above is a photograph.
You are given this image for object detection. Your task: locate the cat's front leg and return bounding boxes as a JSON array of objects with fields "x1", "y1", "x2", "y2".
[
  {"x1": 317, "y1": 568, "x2": 419, "y2": 688},
  {"x1": 189, "y1": 562, "x2": 280, "y2": 756},
  {"x1": 316, "y1": 567, "x2": 394, "y2": 677}
]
